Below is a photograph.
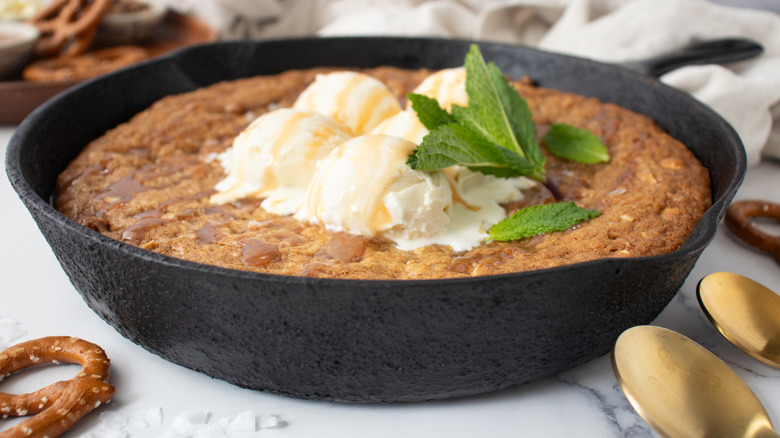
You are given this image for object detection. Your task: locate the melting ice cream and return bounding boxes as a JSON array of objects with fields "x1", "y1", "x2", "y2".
[{"x1": 212, "y1": 70, "x2": 537, "y2": 251}]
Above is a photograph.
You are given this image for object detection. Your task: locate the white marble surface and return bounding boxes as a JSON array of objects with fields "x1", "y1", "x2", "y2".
[{"x1": 1, "y1": 122, "x2": 779, "y2": 437}]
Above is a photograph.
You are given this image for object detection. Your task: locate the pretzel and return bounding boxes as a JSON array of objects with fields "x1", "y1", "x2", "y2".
[
  {"x1": 23, "y1": 45, "x2": 148, "y2": 82},
  {"x1": 0, "y1": 337, "x2": 115, "y2": 438},
  {"x1": 27, "y1": 0, "x2": 111, "y2": 58},
  {"x1": 724, "y1": 199, "x2": 780, "y2": 263}
]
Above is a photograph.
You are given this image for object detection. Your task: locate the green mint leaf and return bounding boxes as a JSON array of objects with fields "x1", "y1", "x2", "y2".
[
  {"x1": 543, "y1": 123, "x2": 610, "y2": 164},
  {"x1": 486, "y1": 62, "x2": 545, "y2": 167},
  {"x1": 408, "y1": 123, "x2": 538, "y2": 177},
  {"x1": 458, "y1": 45, "x2": 526, "y2": 157},
  {"x1": 407, "y1": 44, "x2": 552, "y2": 187},
  {"x1": 407, "y1": 93, "x2": 456, "y2": 130},
  {"x1": 488, "y1": 201, "x2": 601, "y2": 241},
  {"x1": 468, "y1": 146, "x2": 541, "y2": 179}
]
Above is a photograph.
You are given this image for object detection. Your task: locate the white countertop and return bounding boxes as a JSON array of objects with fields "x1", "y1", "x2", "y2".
[{"x1": 1, "y1": 123, "x2": 779, "y2": 437}]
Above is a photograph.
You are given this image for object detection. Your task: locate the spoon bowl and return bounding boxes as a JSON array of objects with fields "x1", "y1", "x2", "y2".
[
  {"x1": 697, "y1": 272, "x2": 780, "y2": 368},
  {"x1": 612, "y1": 325, "x2": 777, "y2": 438}
]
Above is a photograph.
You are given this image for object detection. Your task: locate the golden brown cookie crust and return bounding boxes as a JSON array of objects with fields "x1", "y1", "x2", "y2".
[{"x1": 55, "y1": 67, "x2": 712, "y2": 279}]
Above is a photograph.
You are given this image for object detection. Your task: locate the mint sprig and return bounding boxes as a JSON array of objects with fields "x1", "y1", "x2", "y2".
[
  {"x1": 407, "y1": 45, "x2": 547, "y2": 182},
  {"x1": 407, "y1": 93, "x2": 455, "y2": 129},
  {"x1": 543, "y1": 123, "x2": 610, "y2": 164},
  {"x1": 407, "y1": 44, "x2": 610, "y2": 242},
  {"x1": 488, "y1": 202, "x2": 601, "y2": 242},
  {"x1": 405, "y1": 122, "x2": 540, "y2": 178}
]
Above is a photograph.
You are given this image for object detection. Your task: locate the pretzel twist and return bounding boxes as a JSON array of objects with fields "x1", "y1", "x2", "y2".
[
  {"x1": 27, "y1": 0, "x2": 111, "y2": 58},
  {"x1": 0, "y1": 337, "x2": 115, "y2": 438},
  {"x1": 22, "y1": 45, "x2": 148, "y2": 82},
  {"x1": 724, "y1": 199, "x2": 780, "y2": 263}
]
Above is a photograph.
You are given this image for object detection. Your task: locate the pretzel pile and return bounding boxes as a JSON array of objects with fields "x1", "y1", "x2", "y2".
[
  {"x1": 23, "y1": 45, "x2": 148, "y2": 82},
  {"x1": 725, "y1": 199, "x2": 780, "y2": 262},
  {"x1": 26, "y1": 0, "x2": 112, "y2": 58},
  {"x1": 22, "y1": 0, "x2": 151, "y2": 82},
  {"x1": 0, "y1": 336, "x2": 115, "y2": 438}
]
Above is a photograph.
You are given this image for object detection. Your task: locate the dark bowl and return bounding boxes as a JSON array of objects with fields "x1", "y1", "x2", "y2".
[{"x1": 5, "y1": 37, "x2": 745, "y2": 403}]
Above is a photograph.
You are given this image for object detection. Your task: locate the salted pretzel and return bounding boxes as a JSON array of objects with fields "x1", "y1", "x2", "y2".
[
  {"x1": 27, "y1": 0, "x2": 111, "y2": 58},
  {"x1": 724, "y1": 199, "x2": 780, "y2": 263},
  {"x1": 0, "y1": 337, "x2": 115, "y2": 438},
  {"x1": 23, "y1": 45, "x2": 148, "y2": 82}
]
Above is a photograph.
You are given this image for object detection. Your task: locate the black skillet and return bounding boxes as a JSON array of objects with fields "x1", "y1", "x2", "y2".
[{"x1": 5, "y1": 37, "x2": 754, "y2": 402}]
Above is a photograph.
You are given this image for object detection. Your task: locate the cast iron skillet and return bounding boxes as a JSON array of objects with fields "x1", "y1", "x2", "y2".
[{"x1": 6, "y1": 37, "x2": 747, "y2": 403}]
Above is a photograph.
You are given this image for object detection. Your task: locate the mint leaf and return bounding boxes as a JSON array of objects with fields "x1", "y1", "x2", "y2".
[
  {"x1": 408, "y1": 93, "x2": 455, "y2": 130},
  {"x1": 486, "y1": 62, "x2": 545, "y2": 167},
  {"x1": 409, "y1": 44, "x2": 547, "y2": 182},
  {"x1": 408, "y1": 123, "x2": 538, "y2": 178},
  {"x1": 406, "y1": 44, "x2": 608, "y2": 241},
  {"x1": 488, "y1": 202, "x2": 601, "y2": 241},
  {"x1": 460, "y1": 47, "x2": 526, "y2": 158},
  {"x1": 543, "y1": 123, "x2": 610, "y2": 164}
]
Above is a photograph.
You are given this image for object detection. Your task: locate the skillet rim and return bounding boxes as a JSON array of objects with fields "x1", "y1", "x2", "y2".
[{"x1": 5, "y1": 36, "x2": 746, "y2": 288}]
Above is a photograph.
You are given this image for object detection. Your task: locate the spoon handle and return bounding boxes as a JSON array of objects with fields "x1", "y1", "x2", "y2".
[{"x1": 620, "y1": 38, "x2": 764, "y2": 78}]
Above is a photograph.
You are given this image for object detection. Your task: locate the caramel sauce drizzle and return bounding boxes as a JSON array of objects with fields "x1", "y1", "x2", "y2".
[
  {"x1": 97, "y1": 175, "x2": 148, "y2": 203},
  {"x1": 301, "y1": 262, "x2": 330, "y2": 277},
  {"x1": 122, "y1": 218, "x2": 168, "y2": 243},
  {"x1": 197, "y1": 223, "x2": 220, "y2": 244},
  {"x1": 240, "y1": 238, "x2": 281, "y2": 267},
  {"x1": 446, "y1": 246, "x2": 528, "y2": 274},
  {"x1": 315, "y1": 232, "x2": 367, "y2": 262}
]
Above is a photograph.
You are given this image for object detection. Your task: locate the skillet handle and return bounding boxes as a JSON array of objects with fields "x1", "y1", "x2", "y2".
[{"x1": 620, "y1": 38, "x2": 764, "y2": 78}]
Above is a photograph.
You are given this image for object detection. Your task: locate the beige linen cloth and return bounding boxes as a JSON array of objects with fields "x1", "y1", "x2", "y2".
[{"x1": 169, "y1": 0, "x2": 780, "y2": 166}]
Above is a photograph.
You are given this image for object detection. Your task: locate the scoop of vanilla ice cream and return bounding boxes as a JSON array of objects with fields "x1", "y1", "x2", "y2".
[
  {"x1": 444, "y1": 166, "x2": 534, "y2": 203},
  {"x1": 370, "y1": 109, "x2": 429, "y2": 144},
  {"x1": 393, "y1": 165, "x2": 537, "y2": 251},
  {"x1": 370, "y1": 67, "x2": 468, "y2": 145},
  {"x1": 412, "y1": 67, "x2": 468, "y2": 111},
  {"x1": 295, "y1": 135, "x2": 452, "y2": 240},
  {"x1": 294, "y1": 71, "x2": 402, "y2": 135},
  {"x1": 210, "y1": 108, "x2": 352, "y2": 214}
]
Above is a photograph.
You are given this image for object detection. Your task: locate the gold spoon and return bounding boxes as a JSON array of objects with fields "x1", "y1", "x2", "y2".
[
  {"x1": 697, "y1": 272, "x2": 780, "y2": 369},
  {"x1": 612, "y1": 325, "x2": 778, "y2": 438}
]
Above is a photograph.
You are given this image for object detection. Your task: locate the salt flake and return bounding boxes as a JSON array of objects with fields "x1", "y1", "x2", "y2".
[
  {"x1": 132, "y1": 406, "x2": 163, "y2": 426},
  {"x1": 91, "y1": 427, "x2": 128, "y2": 438},
  {"x1": 228, "y1": 411, "x2": 257, "y2": 432},
  {"x1": 100, "y1": 411, "x2": 130, "y2": 429},
  {"x1": 258, "y1": 414, "x2": 285, "y2": 429},
  {"x1": 192, "y1": 423, "x2": 227, "y2": 438},
  {"x1": 172, "y1": 411, "x2": 211, "y2": 434}
]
